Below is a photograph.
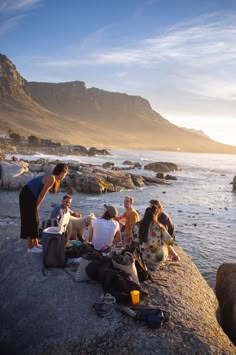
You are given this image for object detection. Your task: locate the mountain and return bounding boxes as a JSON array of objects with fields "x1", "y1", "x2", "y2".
[{"x1": 0, "y1": 53, "x2": 236, "y2": 154}]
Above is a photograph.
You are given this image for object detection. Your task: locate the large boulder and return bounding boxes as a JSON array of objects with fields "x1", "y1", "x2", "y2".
[
  {"x1": 73, "y1": 171, "x2": 115, "y2": 193},
  {"x1": 0, "y1": 160, "x2": 32, "y2": 190},
  {"x1": 0, "y1": 220, "x2": 234, "y2": 354},
  {"x1": 130, "y1": 174, "x2": 145, "y2": 188},
  {"x1": 143, "y1": 176, "x2": 170, "y2": 185},
  {"x1": 144, "y1": 162, "x2": 181, "y2": 173},
  {"x1": 215, "y1": 263, "x2": 236, "y2": 345}
]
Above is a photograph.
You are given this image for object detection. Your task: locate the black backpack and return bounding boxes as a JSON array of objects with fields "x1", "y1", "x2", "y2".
[
  {"x1": 43, "y1": 234, "x2": 66, "y2": 267},
  {"x1": 122, "y1": 245, "x2": 153, "y2": 282}
]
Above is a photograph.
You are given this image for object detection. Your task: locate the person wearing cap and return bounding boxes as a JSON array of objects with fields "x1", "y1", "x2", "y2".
[
  {"x1": 116, "y1": 195, "x2": 140, "y2": 245},
  {"x1": 149, "y1": 199, "x2": 175, "y2": 240},
  {"x1": 87, "y1": 204, "x2": 122, "y2": 252}
]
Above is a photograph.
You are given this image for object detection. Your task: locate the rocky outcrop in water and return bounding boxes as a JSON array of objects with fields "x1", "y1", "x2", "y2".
[
  {"x1": 144, "y1": 162, "x2": 181, "y2": 173},
  {"x1": 216, "y1": 263, "x2": 236, "y2": 346},
  {"x1": 0, "y1": 160, "x2": 172, "y2": 193}
]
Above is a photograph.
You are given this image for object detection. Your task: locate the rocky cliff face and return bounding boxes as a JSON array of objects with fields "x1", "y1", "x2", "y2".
[
  {"x1": 26, "y1": 81, "x2": 158, "y2": 120},
  {"x1": 1, "y1": 53, "x2": 236, "y2": 153},
  {"x1": 0, "y1": 54, "x2": 27, "y2": 96}
]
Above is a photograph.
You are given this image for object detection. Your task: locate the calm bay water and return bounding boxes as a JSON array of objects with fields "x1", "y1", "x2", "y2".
[{"x1": 4, "y1": 149, "x2": 236, "y2": 287}]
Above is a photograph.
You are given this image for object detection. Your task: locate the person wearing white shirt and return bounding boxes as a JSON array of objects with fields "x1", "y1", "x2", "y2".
[{"x1": 88, "y1": 204, "x2": 122, "y2": 251}]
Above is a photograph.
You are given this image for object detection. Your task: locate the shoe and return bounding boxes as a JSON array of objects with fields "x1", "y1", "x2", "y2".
[
  {"x1": 27, "y1": 247, "x2": 43, "y2": 254},
  {"x1": 93, "y1": 293, "x2": 117, "y2": 317}
]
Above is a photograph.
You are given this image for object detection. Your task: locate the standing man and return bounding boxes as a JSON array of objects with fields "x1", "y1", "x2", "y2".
[
  {"x1": 50, "y1": 195, "x2": 81, "y2": 220},
  {"x1": 117, "y1": 195, "x2": 140, "y2": 244}
]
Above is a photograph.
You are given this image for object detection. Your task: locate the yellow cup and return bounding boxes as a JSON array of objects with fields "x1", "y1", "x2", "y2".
[{"x1": 130, "y1": 290, "x2": 140, "y2": 305}]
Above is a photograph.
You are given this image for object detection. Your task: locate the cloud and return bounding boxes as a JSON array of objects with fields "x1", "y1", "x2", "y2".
[
  {"x1": 0, "y1": 0, "x2": 42, "y2": 12},
  {"x1": 13, "y1": 10, "x2": 236, "y2": 103},
  {"x1": 88, "y1": 13, "x2": 236, "y2": 100},
  {"x1": 0, "y1": 15, "x2": 25, "y2": 35}
]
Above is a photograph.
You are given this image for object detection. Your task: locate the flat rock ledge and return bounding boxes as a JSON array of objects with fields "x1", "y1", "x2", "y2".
[{"x1": 0, "y1": 225, "x2": 235, "y2": 354}]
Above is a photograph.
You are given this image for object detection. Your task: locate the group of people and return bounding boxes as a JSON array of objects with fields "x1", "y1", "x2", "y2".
[{"x1": 19, "y1": 162, "x2": 179, "y2": 268}]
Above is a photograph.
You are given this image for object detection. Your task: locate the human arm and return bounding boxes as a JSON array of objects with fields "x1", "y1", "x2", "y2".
[
  {"x1": 87, "y1": 225, "x2": 94, "y2": 243},
  {"x1": 115, "y1": 212, "x2": 126, "y2": 223},
  {"x1": 125, "y1": 211, "x2": 139, "y2": 244},
  {"x1": 37, "y1": 175, "x2": 55, "y2": 209},
  {"x1": 113, "y1": 229, "x2": 122, "y2": 245},
  {"x1": 160, "y1": 226, "x2": 173, "y2": 245},
  {"x1": 167, "y1": 217, "x2": 175, "y2": 239},
  {"x1": 70, "y1": 211, "x2": 82, "y2": 218}
]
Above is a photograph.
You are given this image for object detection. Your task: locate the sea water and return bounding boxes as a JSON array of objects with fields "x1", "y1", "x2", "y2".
[{"x1": 4, "y1": 149, "x2": 236, "y2": 287}]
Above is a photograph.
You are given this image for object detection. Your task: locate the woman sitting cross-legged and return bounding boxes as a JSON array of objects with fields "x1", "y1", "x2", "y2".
[
  {"x1": 87, "y1": 204, "x2": 122, "y2": 253},
  {"x1": 131, "y1": 206, "x2": 179, "y2": 270}
]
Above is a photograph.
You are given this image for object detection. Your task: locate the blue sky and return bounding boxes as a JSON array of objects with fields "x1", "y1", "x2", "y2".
[{"x1": 1, "y1": 0, "x2": 236, "y2": 146}]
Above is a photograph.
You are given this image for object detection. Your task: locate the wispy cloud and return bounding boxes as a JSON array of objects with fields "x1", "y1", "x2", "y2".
[
  {"x1": 85, "y1": 13, "x2": 236, "y2": 100},
  {"x1": 0, "y1": 15, "x2": 25, "y2": 35},
  {"x1": 0, "y1": 0, "x2": 42, "y2": 12},
  {"x1": 94, "y1": 14, "x2": 236, "y2": 65},
  {"x1": 13, "y1": 10, "x2": 236, "y2": 102}
]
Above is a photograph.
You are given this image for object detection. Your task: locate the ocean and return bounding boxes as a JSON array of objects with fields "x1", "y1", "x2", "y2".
[{"x1": 3, "y1": 149, "x2": 236, "y2": 288}]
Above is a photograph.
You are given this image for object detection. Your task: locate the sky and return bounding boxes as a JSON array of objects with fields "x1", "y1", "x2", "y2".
[{"x1": 1, "y1": 0, "x2": 236, "y2": 147}]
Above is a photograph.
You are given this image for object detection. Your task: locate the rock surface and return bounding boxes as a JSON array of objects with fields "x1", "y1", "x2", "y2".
[
  {"x1": 0, "y1": 160, "x2": 173, "y2": 193},
  {"x1": 216, "y1": 263, "x2": 236, "y2": 346},
  {"x1": 144, "y1": 162, "x2": 181, "y2": 173},
  {"x1": 0, "y1": 221, "x2": 235, "y2": 354}
]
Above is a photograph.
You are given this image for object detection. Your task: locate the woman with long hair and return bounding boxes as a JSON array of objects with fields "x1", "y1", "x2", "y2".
[
  {"x1": 19, "y1": 163, "x2": 69, "y2": 253},
  {"x1": 149, "y1": 199, "x2": 175, "y2": 240},
  {"x1": 132, "y1": 206, "x2": 179, "y2": 268}
]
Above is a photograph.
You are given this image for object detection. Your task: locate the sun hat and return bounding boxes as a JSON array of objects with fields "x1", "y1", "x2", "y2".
[{"x1": 104, "y1": 204, "x2": 118, "y2": 218}]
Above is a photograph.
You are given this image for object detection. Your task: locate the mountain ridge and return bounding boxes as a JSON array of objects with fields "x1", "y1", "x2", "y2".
[{"x1": 0, "y1": 53, "x2": 236, "y2": 154}]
